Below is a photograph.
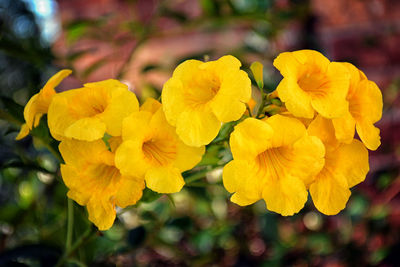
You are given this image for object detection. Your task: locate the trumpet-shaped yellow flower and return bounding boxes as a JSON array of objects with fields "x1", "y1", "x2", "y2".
[
  {"x1": 115, "y1": 99, "x2": 205, "y2": 193},
  {"x1": 162, "y1": 55, "x2": 252, "y2": 147},
  {"x1": 59, "y1": 139, "x2": 144, "y2": 230},
  {"x1": 16, "y1": 69, "x2": 72, "y2": 140},
  {"x1": 223, "y1": 115, "x2": 325, "y2": 215},
  {"x1": 308, "y1": 115, "x2": 369, "y2": 215},
  {"x1": 48, "y1": 79, "x2": 139, "y2": 141},
  {"x1": 332, "y1": 63, "x2": 382, "y2": 150},
  {"x1": 273, "y1": 50, "x2": 350, "y2": 119}
]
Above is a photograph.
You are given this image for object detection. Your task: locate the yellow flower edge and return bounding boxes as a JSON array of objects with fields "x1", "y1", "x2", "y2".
[
  {"x1": 332, "y1": 63, "x2": 383, "y2": 150},
  {"x1": 273, "y1": 50, "x2": 350, "y2": 119},
  {"x1": 308, "y1": 115, "x2": 369, "y2": 215},
  {"x1": 161, "y1": 55, "x2": 252, "y2": 147},
  {"x1": 16, "y1": 69, "x2": 72, "y2": 140},
  {"x1": 223, "y1": 114, "x2": 325, "y2": 216},
  {"x1": 59, "y1": 139, "x2": 144, "y2": 231},
  {"x1": 47, "y1": 79, "x2": 139, "y2": 141},
  {"x1": 115, "y1": 98, "x2": 205, "y2": 194}
]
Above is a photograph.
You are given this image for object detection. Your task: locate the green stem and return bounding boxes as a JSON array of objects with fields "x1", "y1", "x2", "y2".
[
  {"x1": 245, "y1": 103, "x2": 252, "y2": 117},
  {"x1": 185, "y1": 168, "x2": 210, "y2": 184},
  {"x1": 256, "y1": 88, "x2": 267, "y2": 118},
  {"x1": 55, "y1": 226, "x2": 96, "y2": 267},
  {"x1": 66, "y1": 198, "x2": 74, "y2": 251}
]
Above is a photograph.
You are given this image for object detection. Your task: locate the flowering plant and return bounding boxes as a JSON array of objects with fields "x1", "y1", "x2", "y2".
[{"x1": 16, "y1": 50, "x2": 382, "y2": 261}]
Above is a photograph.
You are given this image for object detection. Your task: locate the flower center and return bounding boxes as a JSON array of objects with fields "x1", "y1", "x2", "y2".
[
  {"x1": 88, "y1": 163, "x2": 121, "y2": 193},
  {"x1": 69, "y1": 88, "x2": 109, "y2": 118},
  {"x1": 183, "y1": 72, "x2": 220, "y2": 109},
  {"x1": 255, "y1": 147, "x2": 291, "y2": 180},
  {"x1": 142, "y1": 139, "x2": 177, "y2": 166},
  {"x1": 348, "y1": 95, "x2": 363, "y2": 121},
  {"x1": 298, "y1": 67, "x2": 330, "y2": 98}
]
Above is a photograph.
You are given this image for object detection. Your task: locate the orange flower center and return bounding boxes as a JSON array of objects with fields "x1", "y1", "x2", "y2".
[
  {"x1": 183, "y1": 72, "x2": 220, "y2": 109},
  {"x1": 298, "y1": 67, "x2": 330, "y2": 98},
  {"x1": 255, "y1": 147, "x2": 292, "y2": 180},
  {"x1": 142, "y1": 138, "x2": 177, "y2": 166}
]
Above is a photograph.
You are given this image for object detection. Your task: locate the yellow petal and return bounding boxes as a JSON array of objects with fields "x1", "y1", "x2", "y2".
[
  {"x1": 98, "y1": 85, "x2": 139, "y2": 136},
  {"x1": 172, "y1": 59, "x2": 203, "y2": 80},
  {"x1": 64, "y1": 117, "x2": 106, "y2": 141},
  {"x1": 290, "y1": 135, "x2": 325, "y2": 187},
  {"x1": 175, "y1": 109, "x2": 221, "y2": 147},
  {"x1": 276, "y1": 78, "x2": 314, "y2": 118},
  {"x1": 200, "y1": 55, "x2": 242, "y2": 71},
  {"x1": 262, "y1": 175, "x2": 308, "y2": 216},
  {"x1": 265, "y1": 114, "x2": 307, "y2": 147},
  {"x1": 273, "y1": 51, "x2": 303, "y2": 77},
  {"x1": 59, "y1": 139, "x2": 107, "y2": 166},
  {"x1": 115, "y1": 176, "x2": 145, "y2": 208},
  {"x1": 140, "y1": 97, "x2": 162, "y2": 114},
  {"x1": 41, "y1": 69, "x2": 72, "y2": 98},
  {"x1": 274, "y1": 50, "x2": 350, "y2": 119},
  {"x1": 340, "y1": 62, "x2": 363, "y2": 97},
  {"x1": 115, "y1": 139, "x2": 150, "y2": 177},
  {"x1": 35, "y1": 69, "x2": 72, "y2": 114},
  {"x1": 149, "y1": 108, "x2": 176, "y2": 137},
  {"x1": 307, "y1": 115, "x2": 338, "y2": 147},
  {"x1": 145, "y1": 166, "x2": 184, "y2": 193},
  {"x1": 351, "y1": 80, "x2": 382, "y2": 124},
  {"x1": 229, "y1": 118, "x2": 274, "y2": 160},
  {"x1": 59, "y1": 139, "x2": 121, "y2": 190},
  {"x1": 87, "y1": 196, "x2": 116, "y2": 231},
  {"x1": 162, "y1": 65, "x2": 196, "y2": 126},
  {"x1": 309, "y1": 171, "x2": 351, "y2": 215},
  {"x1": 356, "y1": 120, "x2": 381, "y2": 150},
  {"x1": 15, "y1": 123, "x2": 30, "y2": 140},
  {"x1": 48, "y1": 79, "x2": 137, "y2": 141},
  {"x1": 292, "y1": 50, "x2": 330, "y2": 69},
  {"x1": 23, "y1": 94, "x2": 40, "y2": 130},
  {"x1": 335, "y1": 139, "x2": 369, "y2": 188},
  {"x1": 174, "y1": 139, "x2": 205, "y2": 172},
  {"x1": 108, "y1": 136, "x2": 123, "y2": 152},
  {"x1": 223, "y1": 160, "x2": 263, "y2": 206},
  {"x1": 67, "y1": 190, "x2": 90, "y2": 206},
  {"x1": 310, "y1": 62, "x2": 349, "y2": 118},
  {"x1": 121, "y1": 111, "x2": 152, "y2": 141},
  {"x1": 332, "y1": 110, "x2": 356, "y2": 144},
  {"x1": 210, "y1": 69, "x2": 251, "y2": 122}
]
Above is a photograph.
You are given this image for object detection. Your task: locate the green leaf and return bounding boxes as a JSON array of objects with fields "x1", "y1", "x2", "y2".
[
  {"x1": 0, "y1": 96, "x2": 24, "y2": 124},
  {"x1": 140, "y1": 188, "x2": 161, "y2": 203},
  {"x1": 66, "y1": 21, "x2": 90, "y2": 44}
]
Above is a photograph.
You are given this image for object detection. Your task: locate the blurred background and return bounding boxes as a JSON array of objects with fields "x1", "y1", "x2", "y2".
[{"x1": 1, "y1": 0, "x2": 400, "y2": 266}]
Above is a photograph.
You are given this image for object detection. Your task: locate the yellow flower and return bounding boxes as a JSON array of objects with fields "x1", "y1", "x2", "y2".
[
  {"x1": 115, "y1": 98, "x2": 205, "y2": 193},
  {"x1": 273, "y1": 50, "x2": 350, "y2": 119},
  {"x1": 16, "y1": 69, "x2": 72, "y2": 140},
  {"x1": 48, "y1": 79, "x2": 139, "y2": 141},
  {"x1": 162, "y1": 55, "x2": 252, "y2": 147},
  {"x1": 59, "y1": 139, "x2": 144, "y2": 230},
  {"x1": 308, "y1": 115, "x2": 369, "y2": 215},
  {"x1": 223, "y1": 115, "x2": 325, "y2": 215},
  {"x1": 332, "y1": 63, "x2": 383, "y2": 150}
]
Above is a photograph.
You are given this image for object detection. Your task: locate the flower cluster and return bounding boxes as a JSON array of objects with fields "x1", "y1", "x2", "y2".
[
  {"x1": 223, "y1": 50, "x2": 382, "y2": 216},
  {"x1": 17, "y1": 50, "x2": 382, "y2": 230}
]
